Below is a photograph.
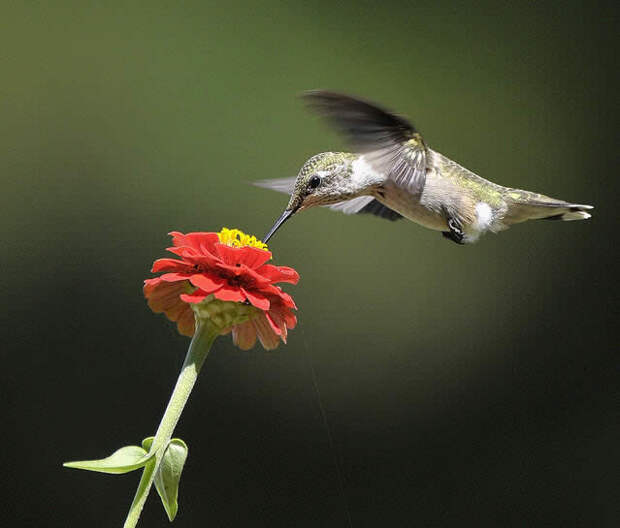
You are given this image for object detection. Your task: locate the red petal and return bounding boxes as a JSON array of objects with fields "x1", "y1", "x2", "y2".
[
  {"x1": 180, "y1": 289, "x2": 209, "y2": 303},
  {"x1": 265, "y1": 311, "x2": 283, "y2": 336},
  {"x1": 198, "y1": 237, "x2": 221, "y2": 257},
  {"x1": 214, "y1": 244, "x2": 242, "y2": 266},
  {"x1": 145, "y1": 281, "x2": 183, "y2": 301},
  {"x1": 277, "y1": 291, "x2": 296, "y2": 309},
  {"x1": 167, "y1": 247, "x2": 220, "y2": 269},
  {"x1": 166, "y1": 245, "x2": 198, "y2": 257},
  {"x1": 241, "y1": 288, "x2": 270, "y2": 311},
  {"x1": 151, "y1": 258, "x2": 193, "y2": 273},
  {"x1": 260, "y1": 285, "x2": 297, "y2": 308},
  {"x1": 268, "y1": 297, "x2": 297, "y2": 329},
  {"x1": 167, "y1": 232, "x2": 221, "y2": 268},
  {"x1": 213, "y1": 263, "x2": 271, "y2": 288},
  {"x1": 284, "y1": 311, "x2": 297, "y2": 329},
  {"x1": 166, "y1": 247, "x2": 199, "y2": 262},
  {"x1": 189, "y1": 273, "x2": 224, "y2": 293},
  {"x1": 232, "y1": 320, "x2": 257, "y2": 350},
  {"x1": 170, "y1": 232, "x2": 219, "y2": 251},
  {"x1": 168, "y1": 231, "x2": 187, "y2": 246},
  {"x1": 239, "y1": 265, "x2": 272, "y2": 285},
  {"x1": 253, "y1": 315, "x2": 281, "y2": 350},
  {"x1": 144, "y1": 280, "x2": 187, "y2": 312},
  {"x1": 165, "y1": 298, "x2": 188, "y2": 320},
  {"x1": 160, "y1": 272, "x2": 193, "y2": 283},
  {"x1": 143, "y1": 277, "x2": 163, "y2": 292},
  {"x1": 213, "y1": 284, "x2": 245, "y2": 303},
  {"x1": 193, "y1": 253, "x2": 221, "y2": 269},
  {"x1": 156, "y1": 292, "x2": 184, "y2": 311},
  {"x1": 256, "y1": 264, "x2": 300, "y2": 284},
  {"x1": 214, "y1": 244, "x2": 271, "y2": 268},
  {"x1": 176, "y1": 307, "x2": 196, "y2": 336},
  {"x1": 237, "y1": 246, "x2": 272, "y2": 268}
]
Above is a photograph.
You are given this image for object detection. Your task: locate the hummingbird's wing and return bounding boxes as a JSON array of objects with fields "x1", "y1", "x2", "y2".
[
  {"x1": 254, "y1": 176, "x2": 296, "y2": 194},
  {"x1": 328, "y1": 197, "x2": 402, "y2": 220},
  {"x1": 254, "y1": 178, "x2": 403, "y2": 221},
  {"x1": 303, "y1": 90, "x2": 428, "y2": 194},
  {"x1": 326, "y1": 195, "x2": 375, "y2": 214},
  {"x1": 357, "y1": 199, "x2": 403, "y2": 221}
]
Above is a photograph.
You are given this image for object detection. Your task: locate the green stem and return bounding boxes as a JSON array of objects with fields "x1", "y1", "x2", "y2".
[{"x1": 123, "y1": 319, "x2": 219, "y2": 528}]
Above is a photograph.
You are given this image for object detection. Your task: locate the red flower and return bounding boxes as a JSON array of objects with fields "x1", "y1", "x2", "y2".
[{"x1": 144, "y1": 230, "x2": 299, "y2": 350}]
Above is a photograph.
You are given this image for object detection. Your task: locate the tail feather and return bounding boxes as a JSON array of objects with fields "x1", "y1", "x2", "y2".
[
  {"x1": 544, "y1": 206, "x2": 593, "y2": 221},
  {"x1": 504, "y1": 190, "x2": 593, "y2": 224}
]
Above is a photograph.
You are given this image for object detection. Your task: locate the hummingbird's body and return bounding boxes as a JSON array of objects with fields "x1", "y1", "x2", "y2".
[{"x1": 258, "y1": 91, "x2": 592, "y2": 244}]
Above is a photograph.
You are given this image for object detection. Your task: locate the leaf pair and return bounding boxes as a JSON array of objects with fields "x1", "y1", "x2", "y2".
[
  {"x1": 63, "y1": 437, "x2": 189, "y2": 521},
  {"x1": 143, "y1": 437, "x2": 188, "y2": 521}
]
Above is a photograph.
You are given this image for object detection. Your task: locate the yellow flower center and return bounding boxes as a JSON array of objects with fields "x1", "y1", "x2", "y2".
[{"x1": 217, "y1": 228, "x2": 269, "y2": 251}]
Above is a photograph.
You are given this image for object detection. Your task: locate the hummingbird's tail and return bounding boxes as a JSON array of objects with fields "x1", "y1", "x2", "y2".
[{"x1": 503, "y1": 190, "x2": 593, "y2": 225}]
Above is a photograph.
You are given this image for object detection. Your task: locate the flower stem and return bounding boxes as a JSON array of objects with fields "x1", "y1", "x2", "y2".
[{"x1": 123, "y1": 319, "x2": 219, "y2": 528}]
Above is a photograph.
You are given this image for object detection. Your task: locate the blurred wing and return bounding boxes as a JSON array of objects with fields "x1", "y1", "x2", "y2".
[
  {"x1": 327, "y1": 195, "x2": 374, "y2": 214},
  {"x1": 303, "y1": 90, "x2": 428, "y2": 194},
  {"x1": 254, "y1": 177, "x2": 296, "y2": 195},
  {"x1": 358, "y1": 199, "x2": 403, "y2": 221},
  {"x1": 328, "y1": 196, "x2": 403, "y2": 221}
]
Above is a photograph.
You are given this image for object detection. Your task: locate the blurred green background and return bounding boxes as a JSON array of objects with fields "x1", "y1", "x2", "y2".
[{"x1": 1, "y1": 1, "x2": 617, "y2": 526}]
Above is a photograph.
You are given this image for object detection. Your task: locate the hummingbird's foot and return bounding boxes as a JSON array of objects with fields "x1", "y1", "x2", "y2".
[{"x1": 442, "y1": 218, "x2": 465, "y2": 245}]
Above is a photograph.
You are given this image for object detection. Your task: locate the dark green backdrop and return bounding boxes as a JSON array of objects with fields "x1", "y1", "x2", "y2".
[{"x1": 1, "y1": 1, "x2": 617, "y2": 526}]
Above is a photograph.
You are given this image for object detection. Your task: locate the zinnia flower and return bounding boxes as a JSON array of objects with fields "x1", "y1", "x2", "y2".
[{"x1": 144, "y1": 228, "x2": 298, "y2": 350}]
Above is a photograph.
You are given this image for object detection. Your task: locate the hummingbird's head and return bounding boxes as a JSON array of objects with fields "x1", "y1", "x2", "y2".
[{"x1": 263, "y1": 152, "x2": 356, "y2": 242}]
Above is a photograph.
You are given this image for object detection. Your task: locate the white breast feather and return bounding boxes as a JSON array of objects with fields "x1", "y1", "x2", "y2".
[{"x1": 474, "y1": 202, "x2": 493, "y2": 231}]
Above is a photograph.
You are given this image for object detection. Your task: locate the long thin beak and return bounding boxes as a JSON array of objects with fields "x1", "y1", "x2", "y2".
[{"x1": 263, "y1": 208, "x2": 296, "y2": 243}]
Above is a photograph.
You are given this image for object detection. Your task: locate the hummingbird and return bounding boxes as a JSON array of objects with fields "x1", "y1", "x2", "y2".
[{"x1": 257, "y1": 91, "x2": 593, "y2": 245}]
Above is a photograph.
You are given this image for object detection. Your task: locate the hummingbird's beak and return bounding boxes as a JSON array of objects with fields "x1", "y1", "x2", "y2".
[{"x1": 263, "y1": 208, "x2": 296, "y2": 243}]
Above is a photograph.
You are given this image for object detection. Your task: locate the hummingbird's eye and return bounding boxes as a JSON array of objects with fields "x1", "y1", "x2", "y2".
[{"x1": 308, "y1": 175, "x2": 321, "y2": 189}]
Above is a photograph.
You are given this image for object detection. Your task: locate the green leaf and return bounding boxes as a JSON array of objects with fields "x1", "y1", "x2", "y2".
[
  {"x1": 63, "y1": 445, "x2": 152, "y2": 474},
  {"x1": 141, "y1": 436, "x2": 155, "y2": 452},
  {"x1": 153, "y1": 438, "x2": 189, "y2": 521}
]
